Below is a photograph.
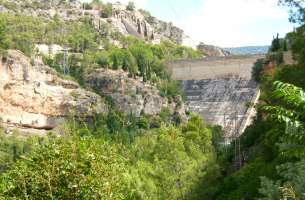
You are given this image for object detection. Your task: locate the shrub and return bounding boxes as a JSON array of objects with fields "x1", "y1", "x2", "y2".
[
  {"x1": 0, "y1": 115, "x2": 218, "y2": 200},
  {"x1": 83, "y1": 3, "x2": 92, "y2": 10},
  {"x1": 251, "y1": 58, "x2": 265, "y2": 82},
  {"x1": 126, "y1": 1, "x2": 135, "y2": 11},
  {"x1": 137, "y1": 116, "x2": 150, "y2": 129},
  {"x1": 100, "y1": 3, "x2": 113, "y2": 18}
]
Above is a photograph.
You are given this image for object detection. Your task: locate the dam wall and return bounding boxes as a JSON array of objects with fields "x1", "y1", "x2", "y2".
[
  {"x1": 168, "y1": 55, "x2": 263, "y2": 138},
  {"x1": 168, "y1": 55, "x2": 263, "y2": 80}
]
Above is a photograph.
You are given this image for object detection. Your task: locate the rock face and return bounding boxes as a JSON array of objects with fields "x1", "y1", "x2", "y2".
[
  {"x1": 0, "y1": 50, "x2": 106, "y2": 130},
  {"x1": 0, "y1": 0, "x2": 186, "y2": 45},
  {"x1": 86, "y1": 69, "x2": 167, "y2": 117},
  {"x1": 109, "y1": 3, "x2": 185, "y2": 44},
  {"x1": 86, "y1": 69, "x2": 187, "y2": 120},
  {"x1": 197, "y1": 42, "x2": 231, "y2": 57},
  {"x1": 183, "y1": 78, "x2": 258, "y2": 138},
  {"x1": 144, "y1": 17, "x2": 184, "y2": 45},
  {"x1": 110, "y1": 5, "x2": 154, "y2": 41}
]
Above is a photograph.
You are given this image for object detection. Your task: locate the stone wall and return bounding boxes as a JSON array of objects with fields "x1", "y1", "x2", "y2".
[{"x1": 167, "y1": 55, "x2": 264, "y2": 80}]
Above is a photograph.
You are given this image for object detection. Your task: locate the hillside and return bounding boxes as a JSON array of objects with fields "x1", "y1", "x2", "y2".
[
  {"x1": 0, "y1": 1, "x2": 222, "y2": 199},
  {"x1": 204, "y1": 12, "x2": 305, "y2": 200},
  {"x1": 197, "y1": 42, "x2": 231, "y2": 57},
  {"x1": 224, "y1": 46, "x2": 269, "y2": 55},
  {"x1": 0, "y1": 0, "x2": 231, "y2": 57},
  {"x1": 0, "y1": 0, "x2": 204, "y2": 132},
  {"x1": 0, "y1": 0, "x2": 189, "y2": 46},
  {"x1": 0, "y1": 0, "x2": 303, "y2": 199}
]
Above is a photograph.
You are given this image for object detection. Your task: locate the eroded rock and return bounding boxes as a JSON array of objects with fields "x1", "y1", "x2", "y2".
[
  {"x1": 0, "y1": 50, "x2": 107, "y2": 130},
  {"x1": 86, "y1": 69, "x2": 166, "y2": 117},
  {"x1": 86, "y1": 69, "x2": 187, "y2": 121}
]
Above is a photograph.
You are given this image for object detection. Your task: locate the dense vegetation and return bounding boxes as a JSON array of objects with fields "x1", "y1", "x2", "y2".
[
  {"x1": 204, "y1": 1, "x2": 305, "y2": 199},
  {"x1": 0, "y1": 129, "x2": 40, "y2": 175},
  {"x1": 0, "y1": 9, "x2": 201, "y2": 99},
  {"x1": 0, "y1": 1, "x2": 217, "y2": 199},
  {"x1": 0, "y1": 114, "x2": 220, "y2": 199},
  {"x1": 0, "y1": 0, "x2": 304, "y2": 199}
]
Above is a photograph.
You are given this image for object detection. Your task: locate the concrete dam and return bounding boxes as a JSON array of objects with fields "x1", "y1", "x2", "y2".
[{"x1": 167, "y1": 55, "x2": 263, "y2": 139}]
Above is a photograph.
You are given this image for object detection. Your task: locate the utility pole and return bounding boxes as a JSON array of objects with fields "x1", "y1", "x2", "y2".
[
  {"x1": 224, "y1": 113, "x2": 227, "y2": 158},
  {"x1": 235, "y1": 112, "x2": 242, "y2": 170},
  {"x1": 234, "y1": 111, "x2": 238, "y2": 169},
  {"x1": 62, "y1": 47, "x2": 70, "y2": 75},
  {"x1": 238, "y1": 136, "x2": 242, "y2": 168}
]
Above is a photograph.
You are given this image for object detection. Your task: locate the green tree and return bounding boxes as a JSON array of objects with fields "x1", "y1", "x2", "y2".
[
  {"x1": 259, "y1": 159, "x2": 305, "y2": 200},
  {"x1": 279, "y1": 0, "x2": 305, "y2": 24},
  {"x1": 252, "y1": 58, "x2": 265, "y2": 82},
  {"x1": 158, "y1": 79, "x2": 183, "y2": 99},
  {"x1": 270, "y1": 33, "x2": 281, "y2": 52},
  {"x1": 129, "y1": 44, "x2": 154, "y2": 82},
  {"x1": 126, "y1": 1, "x2": 136, "y2": 11},
  {"x1": 0, "y1": 115, "x2": 219, "y2": 200},
  {"x1": 96, "y1": 51, "x2": 110, "y2": 68},
  {"x1": 0, "y1": 16, "x2": 8, "y2": 51},
  {"x1": 0, "y1": 135, "x2": 133, "y2": 200},
  {"x1": 264, "y1": 81, "x2": 305, "y2": 158},
  {"x1": 89, "y1": 0, "x2": 103, "y2": 10},
  {"x1": 109, "y1": 48, "x2": 125, "y2": 70},
  {"x1": 106, "y1": 110, "x2": 124, "y2": 134},
  {"x1": 100, "y1": 3, "x2": 112, "y2": 18},
  {"x1": 67, "y1": 23, "x2": 98, "y2": 52},
  {"x1": 122, "y1": 51, "x2": 138, "y2": 76}
]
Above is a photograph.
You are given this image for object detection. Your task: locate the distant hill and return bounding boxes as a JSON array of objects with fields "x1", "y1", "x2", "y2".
[
  {"x1": 197, "y1": 42, "x2": 231, "y2": 57},
  {"x1": 224, "y1": 46, "x2": 269, "y2": 55}
]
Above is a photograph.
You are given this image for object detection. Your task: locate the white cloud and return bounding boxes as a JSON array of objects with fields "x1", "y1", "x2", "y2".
[{"x1": 175, "y1": 0, "x2": 293, "y2": 47}]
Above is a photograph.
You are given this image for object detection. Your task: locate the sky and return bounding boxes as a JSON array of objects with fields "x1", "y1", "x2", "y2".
[{"x1": 84, "y1": 0, "x2": 295, "y2": 47}]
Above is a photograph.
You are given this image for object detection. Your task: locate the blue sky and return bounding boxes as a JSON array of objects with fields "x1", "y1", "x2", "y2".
[{"x1": 84, "y1": 0, "x2": 295, "y2": 47}]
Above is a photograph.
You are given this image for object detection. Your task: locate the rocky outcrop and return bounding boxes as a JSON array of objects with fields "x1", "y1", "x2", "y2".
[
  {"x1": 86, "y1": 69, "x2": 187, "y2": 121},
  {"x1": 110, "y1": 4, "x2": 154, "y2": 41},
  {"x1": 0, "y1": 50, "x2": 107, "y2": 130},
  {"x1": 86, "y1": 69, "x2": 167, "y2": 117},
  {"x1": 197, "y1": 42, "x2": 231, "y2": 57},
  {"x1": 183, "y1": 78, "x2": 258, "y2": 138},
  {"x1": 110, "y1": 3, "x2": 184, "y2": 44},
  {"x1": 1, "y1": 0, "x2": 186, "y2": 45},
  {"x1": 146, "y1": 18, "x2": 184, "y2": 44}
]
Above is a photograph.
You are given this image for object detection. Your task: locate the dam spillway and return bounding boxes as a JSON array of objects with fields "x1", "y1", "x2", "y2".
[
  {"x1": 167, "y1": 55, "x2": 262, "y2": 138},
  {"x1": 183, "y1": 78, "x2": 258, "y2": 138}
]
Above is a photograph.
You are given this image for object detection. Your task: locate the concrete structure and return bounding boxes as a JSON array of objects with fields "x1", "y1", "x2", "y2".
[
  {"x1": 168, "y1": 55, "x2": 263, "y2": 80},
  {"x1": 167, "y1": 55, "x2": 263, "y2": 139}
]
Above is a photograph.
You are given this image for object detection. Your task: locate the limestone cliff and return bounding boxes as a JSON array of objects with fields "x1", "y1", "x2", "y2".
[
  {"x1": 86, "y1": 69, "x2": 187, "y2": 121},
  {"x1": 0, "y1": 50, "x2": 107, "y2": 130},
  {"x1": 0, "y1": 0, "x2": 185, "y2": 45}
]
